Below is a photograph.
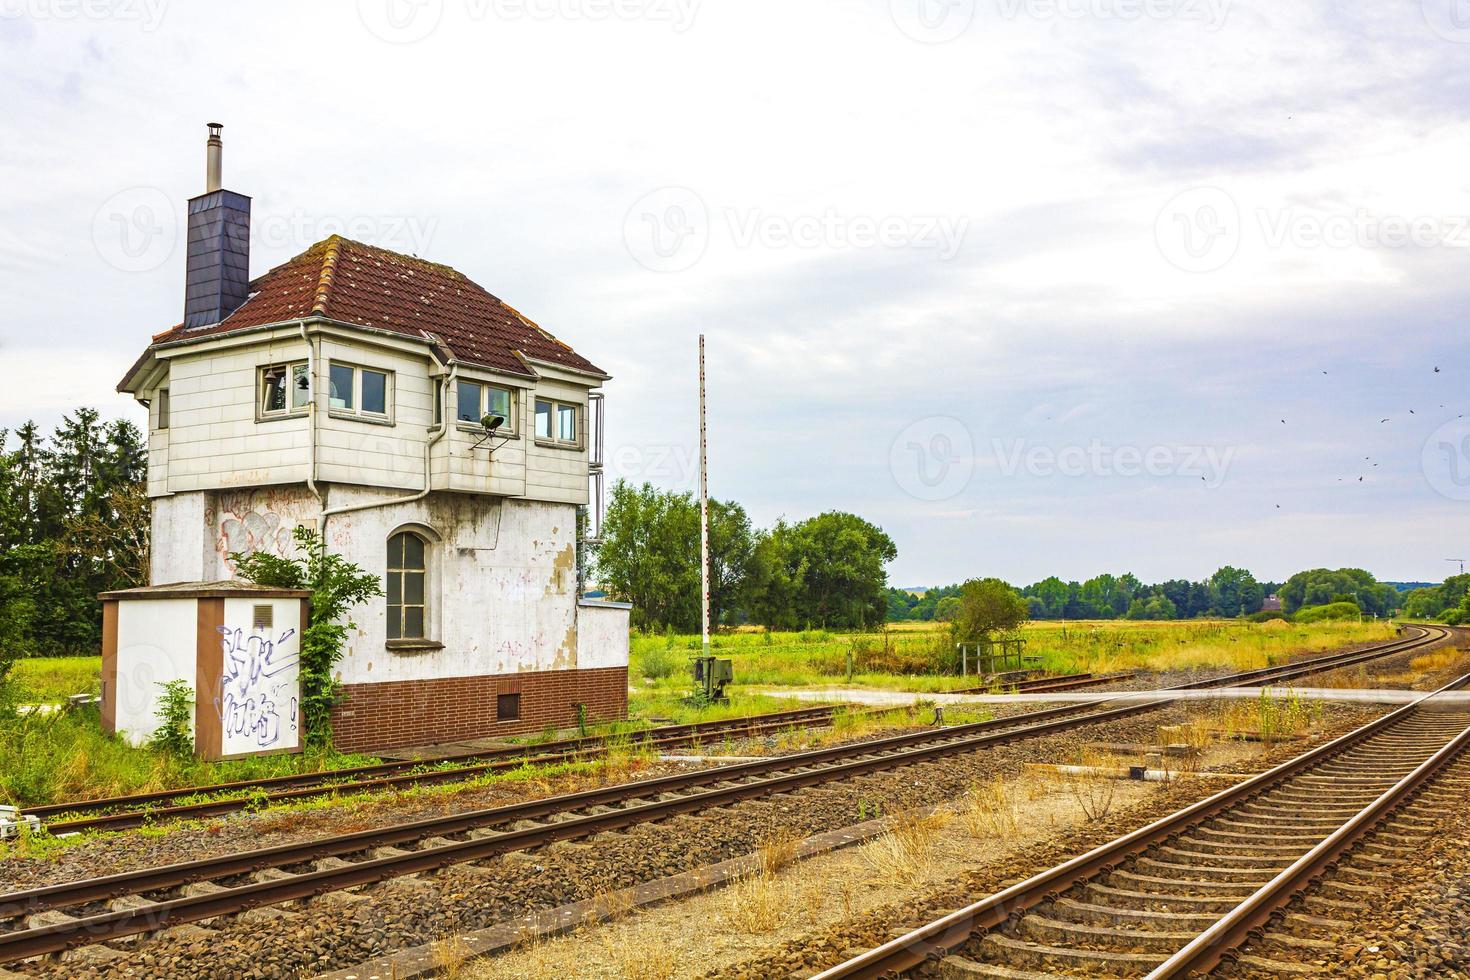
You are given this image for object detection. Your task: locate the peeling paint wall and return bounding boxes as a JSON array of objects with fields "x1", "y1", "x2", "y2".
[{"x1": 149, "y1": 484, "x2": 628, "y2": 687}]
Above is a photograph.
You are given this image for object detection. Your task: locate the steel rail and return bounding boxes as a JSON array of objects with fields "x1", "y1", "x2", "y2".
[
  {"x1": 27, "y1": 703, "x2": 850, "y2": 823},
  {"x1": 809, "y1": 646, "x2": 1467, "y2": 980},
  {"x1": 1148, "y1": 699, "x2": 1470, "y2": 977},
  {"x1": 0, "y1": 698, "x2": 1173, "y2": 960},
  {"x1": 0, "y1": 625, "x2": 1447, "y2": 963}
]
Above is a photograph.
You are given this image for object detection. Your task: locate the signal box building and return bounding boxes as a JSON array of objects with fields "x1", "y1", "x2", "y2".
[{"x1": 114, "y1": 125, "x2": 629, "y2": 754}]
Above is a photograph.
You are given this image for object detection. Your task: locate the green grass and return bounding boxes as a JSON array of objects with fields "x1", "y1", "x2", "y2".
[
  {"x1": 9, "y1": 656, "x2": 101, "y2": 703},
  {"x1": 630, "y1": 619, "x2": 1401, "y2": 707}
]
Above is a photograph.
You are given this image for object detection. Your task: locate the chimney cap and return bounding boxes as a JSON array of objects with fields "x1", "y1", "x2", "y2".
[{"x1": 207, "y1": 122, "x2": 223, "y2": 136}]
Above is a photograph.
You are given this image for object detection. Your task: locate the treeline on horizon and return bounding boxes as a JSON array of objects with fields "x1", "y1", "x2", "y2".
[
  {"x1": 890, "y1": 566, "x2": 1410, "y2": 624},
  {"x1": 0, "y1": 410, "x2": 149, "y2": 670}
]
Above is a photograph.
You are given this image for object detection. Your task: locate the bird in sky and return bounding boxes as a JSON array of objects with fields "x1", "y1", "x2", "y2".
[
  {"x1": 1435, "y1": 366, "x2": 1441, "y2": 373},
  {"x1": 1359, "y1": 476, "x2": 1364, "y2": 481},
  {"x1": 1410, "y1": 409, "x2": 1416, "y2": 414},
  {"x1": 1381, "y1": 418, "x2": 1391, "y2": 423}
]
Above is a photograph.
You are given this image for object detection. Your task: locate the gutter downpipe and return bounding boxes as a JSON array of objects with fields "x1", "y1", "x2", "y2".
[
  {"x1": 299, "y1": 321, "x2": 322, "y2": 508},
  {"x1": 318, "y1": 358, "x2": 455, "y2": 533}
]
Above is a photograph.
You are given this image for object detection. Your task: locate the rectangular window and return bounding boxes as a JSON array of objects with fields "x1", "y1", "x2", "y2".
[
  {"x1": 156, "y1": 388, "x2": 169, "y2": 430},
  {"x1": 260, "y1": 363, "x2": 309, "y2": 418},
  {"x1": 535, "y1": 397, "x2": 581, "y2": 447},
  {"x1": 329, "y1": 364, "x2": 355, "y2": 411},
  {"x1": 328, "y1": 362, "x2": 393, "y2": 419},
  {"x1": 456, "y1": 381, "x2": 516, "y2": 432},
  {"x1": 361, "y1": 369, "x2": 388, "y2": 415},
  {"x1": 486, "y1": 386, "x2": 511, "y2": 427},
  {"x1": 497, "y1": 693, "x2": 521, "y2": 721},
  {"x1": 458, "y1": 381, "x2": 483, "y2": 423}
]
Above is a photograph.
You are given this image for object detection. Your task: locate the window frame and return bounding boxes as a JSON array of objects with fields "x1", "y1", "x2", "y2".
[
  {"x1": 385, "y1": 530, "x2": 429, "y2": 643},
  {"x1": 327, "y1": 360, "x2": 394, "y2": 422},
  {"x1": 455, "y1": 379, "x2": 518, "y2": 435},
  {"x1": 534, "y1": 397, "x2": 583, "y2": 449},
  {"x1": 258, "y1": 362, "x2": 310, "y2": 420}
]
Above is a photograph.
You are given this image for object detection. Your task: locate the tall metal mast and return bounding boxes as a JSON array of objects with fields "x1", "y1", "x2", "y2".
[{"x1": 699, "y1": 334, "x2": 711, "y2": 658}]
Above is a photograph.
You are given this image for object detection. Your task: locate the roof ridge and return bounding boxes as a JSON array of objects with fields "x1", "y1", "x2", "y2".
[{"x1": 312, "y1": 236, "x2": 343, "y2": 315}]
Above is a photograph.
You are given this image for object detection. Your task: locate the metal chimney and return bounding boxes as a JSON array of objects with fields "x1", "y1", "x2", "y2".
[
  {"x1": 184, "y1": 122, "x2": 252, "y2": 329},
  {"x1": 205, "y1": 122, "x2": 223, "y2": 192}
]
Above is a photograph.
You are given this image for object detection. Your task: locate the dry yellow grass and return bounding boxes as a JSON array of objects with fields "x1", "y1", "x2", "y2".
[
  {"x1": 725, "y1": 870, "x2": 793, "y2": 932},
  {"x1": 961, "y1": 777, "x2": 1020, "y2": 838},
  {"x1": 1062, "y1": 749, "x2": 1120, "y2": 821},
  {"x1": 756, "y1": 824, "x2": 800, "y2": 877},
  {"x1": 431, "y1": 930, "x2": 473, "y2": 979},
  {"x1": 861, "y1": 808, "x2": 951, "y2": 883}
]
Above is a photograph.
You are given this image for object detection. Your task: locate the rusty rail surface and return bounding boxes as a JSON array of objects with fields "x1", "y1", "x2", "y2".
[{"x1": 810, "y1": 624, "x2": 1462, "y2": 980}]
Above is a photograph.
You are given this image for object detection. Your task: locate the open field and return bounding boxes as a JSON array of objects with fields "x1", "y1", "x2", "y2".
[{"x1": 629, "y1": 618, "x2": 1399, "y2": 716}]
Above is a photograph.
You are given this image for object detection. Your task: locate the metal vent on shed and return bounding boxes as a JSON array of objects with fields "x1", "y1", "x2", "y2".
[{"x1": 252, "y1": 604, "x2": 273, "y2": 631}]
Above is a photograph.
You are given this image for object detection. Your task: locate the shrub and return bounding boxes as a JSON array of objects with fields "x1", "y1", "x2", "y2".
[
  {"x1": 149, "y1": 679, "x2": 194, "y2": 755},
  {"x1": 636, "y1": 646, "x2": 682, "y2": 680},
  {"x1": 1294, "y1": 602, "x2": 1362, "y2": 623},
  {"x1": 1246, "y1": 610, "x2": 1293, "y2": 624},
  {"x1": 1440, "y1": 609, "x2": 1464, "y2": 625}
]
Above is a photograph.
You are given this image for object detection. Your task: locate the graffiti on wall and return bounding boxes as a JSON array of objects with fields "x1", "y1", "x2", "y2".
[
  {"x1": 214, "y1": 489, "x2": 315, "y2": 574},
  {"x1": 215, "y1": 623, "x2": 299, "y2": 752}
]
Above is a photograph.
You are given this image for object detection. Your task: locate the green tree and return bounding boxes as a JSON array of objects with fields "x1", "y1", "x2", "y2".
[
  {"x1": 785, "y1": 512, "x2": 897, "y2": 629},
  {"x1": 593, "y1": 481, "x2": 755, "y2": 632},
  {"x1": 952, "y1": 577, "x2": 1029, "y2": 643},
  {"x1": 1208, "y1": 566, "x2": 1264, "y2": 617},
  {"x1": 933, "y1": 595, "x2": 962, "y2": 622}
]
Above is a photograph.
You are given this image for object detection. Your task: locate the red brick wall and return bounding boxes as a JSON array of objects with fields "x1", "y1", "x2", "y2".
[{"x1": 330, "y1": 666, "x2": 628, "y2": 753}]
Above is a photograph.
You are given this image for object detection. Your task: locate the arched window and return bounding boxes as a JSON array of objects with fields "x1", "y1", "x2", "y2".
[{"x1": 386, "y1": 531, "x2": 428, "y2": 640}]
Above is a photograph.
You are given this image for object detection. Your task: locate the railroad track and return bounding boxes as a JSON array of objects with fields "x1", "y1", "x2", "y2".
[
  {"x1": 959, "y1": 672, "x2": 1139, "y2": 695},
  {"x1": 34, "y1": 626, "x2": 1446, "y2": 835},
  {"x1": 29, "y1": 703, "x2": 865, "y2": 833},
  {"x1": 0, "y1": 625, "x2": 1450, "y2": 966},
  {"x1": 813, "y1": 659, "x2": 1470, "y2": 978}
]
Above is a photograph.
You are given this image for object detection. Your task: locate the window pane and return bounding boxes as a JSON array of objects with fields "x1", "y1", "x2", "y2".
[
  {"x1": 386, "y1": 570, "x2": 401, "y2": 606},
  {"x1": 403, "y1": 606, "x2": 424, "y2": 639},
  {"x1": 387, "y1": 533, "x2": 404, "y2": 568},
  {"x1": 535, "y1": 400, "x2": 552, "y2": 439},
  {"x1": 362, "y1": 370, "x2": 388, "y2": 415},
  {"x1": 291, "y1": 364, "x2": 310, "y2": 408},
  {"x1": 404, "y1": 571, "x2": 425, "y2": 605},
  {"x1": 157, "y1": 389, "x2": 169, "y2": 430},
  {"x1": 557, "y1": 404, "x2": 577, "y2": 443},
  {"x1": 262, "y1": 368, "x2": 287, "y2": 412},
  {"x1": 387, "y1": 606, "x2": 401, "y2": 639},
  {"x1": 329, "y1": 364, "x2": 355, "y2": 410},
  {"x1": 403, "y1": 533, "x2": 425, "y2": 569},
  {"x1": 458, "y1": 382, "x2": 482, "y2": 423},
  {"x1": 486, "y1": 387, "x2": 511, "y2": 425}
]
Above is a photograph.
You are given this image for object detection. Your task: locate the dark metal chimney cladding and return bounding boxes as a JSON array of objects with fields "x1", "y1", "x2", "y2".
[{"x1": 184, "y1": 123, "x2": 251, "y2": 329}]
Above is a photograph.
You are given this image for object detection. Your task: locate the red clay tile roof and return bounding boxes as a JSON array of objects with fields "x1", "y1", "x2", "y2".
[{"x1": 148, "y1": 236, "x2": 604, "y2": 378}]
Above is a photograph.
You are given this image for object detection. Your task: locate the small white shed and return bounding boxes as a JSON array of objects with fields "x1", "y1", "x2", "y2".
[{"x1": 101, "y1": 581, "x2": 311, "y2": 760}]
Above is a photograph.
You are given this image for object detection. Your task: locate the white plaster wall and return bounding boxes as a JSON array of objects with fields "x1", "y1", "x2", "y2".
[
  {"x1": 151, "y1": 492, "x2": 211, "y2": 584},
  {"x1": 114, "y1": 599, "x2": 197, "y2": 747},
  {"x1": 576, "y1": 602, "x2": 631, "y2": 669},
  {"x1": 325, "y1": 489, "x2": 586, "y2": 684},
  {"x1": 149, "y1": 483, "x2": 617, "y2": 687},
  {"x1": 217, "y1": 597, "x2": 302, "y2": 755}
]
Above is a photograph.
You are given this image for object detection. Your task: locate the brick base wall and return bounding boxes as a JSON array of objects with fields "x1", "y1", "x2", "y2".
[{"x1": 330, "y1": 666, "x2": 629, "y2": 753}]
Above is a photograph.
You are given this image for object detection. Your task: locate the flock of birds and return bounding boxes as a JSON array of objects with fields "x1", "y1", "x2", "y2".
[{"x1": 1252, "y1": 366, "x2": 1452, "y2": 503}]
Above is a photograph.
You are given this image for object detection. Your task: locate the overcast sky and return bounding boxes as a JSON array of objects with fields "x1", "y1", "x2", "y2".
[{"x1": 3, "y1": 0, "x2": 1469, "y2": 587}]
